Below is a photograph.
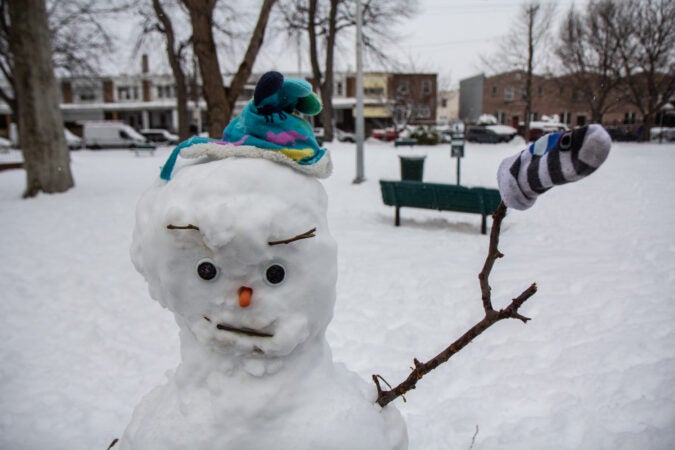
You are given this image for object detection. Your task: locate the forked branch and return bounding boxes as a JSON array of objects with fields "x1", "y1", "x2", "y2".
[{"x1": 373, "y1": 201, "x2": 538, "y2": 407}]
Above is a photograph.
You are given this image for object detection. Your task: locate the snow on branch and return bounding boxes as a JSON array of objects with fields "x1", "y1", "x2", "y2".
[{"x1": 372, "y1": 201, "x2": 538, "y2": 407}]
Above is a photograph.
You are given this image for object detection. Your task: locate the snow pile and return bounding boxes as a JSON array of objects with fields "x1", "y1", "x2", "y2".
[{"x1": 0, "y1": 140, "x2": 674, "y2": 449}]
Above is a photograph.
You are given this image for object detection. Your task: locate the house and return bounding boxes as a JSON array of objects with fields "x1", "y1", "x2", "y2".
[
  {"x1": 459, "y1": 70, "x2": 651, "y2": 133},
  {"x1": 0, "y1": 55, "x2": 437, "y2": 140}
]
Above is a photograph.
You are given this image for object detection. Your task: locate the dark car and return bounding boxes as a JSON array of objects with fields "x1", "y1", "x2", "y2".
[
  {"x1": 605, "y1": 126, "x2": 639, "y2": 142},
  {"x1": 466, "y1": 126, "x2": 508, "y2": 143}
]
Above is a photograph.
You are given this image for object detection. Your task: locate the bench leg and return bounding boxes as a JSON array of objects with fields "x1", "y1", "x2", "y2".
[
  {"x1": 395, "y1": 207, "x2": 401, "y2": 226},
  {"x1": 481, "y1": 214, "x2": 487, "y2": 234}
]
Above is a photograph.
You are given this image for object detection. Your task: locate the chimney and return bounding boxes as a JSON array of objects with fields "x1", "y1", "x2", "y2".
[{"x1": 141, "y1": 54, "x2": 149, "y2": 74}]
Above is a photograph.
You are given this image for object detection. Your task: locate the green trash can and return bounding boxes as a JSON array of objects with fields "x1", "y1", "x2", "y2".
[{"x1": 399, "y1": 155, "x2": 426, "y2": 181}]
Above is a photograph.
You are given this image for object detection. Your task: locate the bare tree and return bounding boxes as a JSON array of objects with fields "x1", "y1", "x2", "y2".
[
  {"x1": 555, "y1": 1, "x2": 623, "y2": 123},
  {"x1": 8, "y1": 0, "x2": 74, "y2": 197},
  {"x1": 138, "y1": 0, "x2": 192, "y2": 141},
  {"x1": 280, "y1": 0, "x2": 417, "y2": 142},
  {"x1": 610, "y1": 0, "x2": 674, "y2": 140},
  {"x1": 481, "y1": 1, "x2": 554, "y2": 140},
  {"x1": 0, "y1": 0, "x2": 126, "y2": 121},
  {"x1": 181, "y1": 0, "x2": 278, "y2": 138}
]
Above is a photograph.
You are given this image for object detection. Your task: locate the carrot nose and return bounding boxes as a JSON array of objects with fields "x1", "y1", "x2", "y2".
[{"x1": 238, "y1": 286, "x2": 253, "y2": 308}]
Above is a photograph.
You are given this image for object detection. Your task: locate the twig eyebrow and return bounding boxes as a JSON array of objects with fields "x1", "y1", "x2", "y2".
[
  {"x1": 268, "y1": 227, "x2": 316, "y2": 246},
  {"x1": 167, "y1": 224, "x2": 200, "y2": 231}
]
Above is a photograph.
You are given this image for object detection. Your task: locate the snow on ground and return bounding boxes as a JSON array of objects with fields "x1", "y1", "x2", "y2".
[{"x1": 1, "y1": 138, "x2": 674, "y2": 449}]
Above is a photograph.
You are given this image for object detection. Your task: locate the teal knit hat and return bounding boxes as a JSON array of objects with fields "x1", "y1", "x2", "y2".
[{"x1": 160, "y1": 72, "x2": 331, "y2": 181}]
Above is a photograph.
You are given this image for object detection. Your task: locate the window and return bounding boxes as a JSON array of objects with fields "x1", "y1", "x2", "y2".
[
  {"x1": 416, "y1": 105, "x2": 431, "y2": 118},
  {"x1": 441, "y1": 98, "x2": 448, "y2": 108},
  {"x1": 397, "y1": 80, "x2": 409, "y2": 95},
  {"x1": 624, "y1": 112, "x2": 636, "y2": 124},
  {"x1": 79, "y1": 89, "x2": 96, "y2": 101},
  {"x1": 117, "y1": 86, "x2": 139, "y2": 101},
  {"x1": 492, "y1": 85, "x2": 498, "y2": 97},
  {"x1": 521, "y1": 87, "x2": 528, "y2": 100},
  {"x1": 537, "y1": 85, "x2": 543, "y2": 96},
  {"x1": 421, "y1": 79, "x2": 432, "y2": 95},
  {"x1": 117, "y1": 87, "x2": 129, "y2": 100},
  {"x1": 364, "y1": 87, "x2": 384, "y2": 96},
  {"x1": 157, "y1": 85, "x2": 175, "y2": 99},
  {"x1": 336, "y1": 81, "x2": 343, "y2": 96},
  {"x1": 504, "y1": 86, "x2": 514, "y2": 101}
]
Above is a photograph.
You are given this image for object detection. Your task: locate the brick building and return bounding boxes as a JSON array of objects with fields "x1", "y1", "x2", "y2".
[{"x1": 459, "y1": 70, "x2": 648, "y2": 130}]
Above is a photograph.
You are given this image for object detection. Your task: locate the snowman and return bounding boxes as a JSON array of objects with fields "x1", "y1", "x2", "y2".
[{"x1": 119, "y1": 72, "x2": 408, "y2": 449}]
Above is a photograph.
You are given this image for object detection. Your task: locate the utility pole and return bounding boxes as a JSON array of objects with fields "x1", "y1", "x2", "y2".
[{"x1": 353, "y1": 0, "x2": 365, "y2": 184}]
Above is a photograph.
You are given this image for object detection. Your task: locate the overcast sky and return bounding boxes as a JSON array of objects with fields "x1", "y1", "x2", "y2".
[{"x1": 114, "y1": 0, "x2": 592, "y2": 90}]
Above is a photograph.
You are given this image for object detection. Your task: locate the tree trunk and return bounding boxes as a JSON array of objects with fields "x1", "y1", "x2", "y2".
[
  {"x1": 8, "y1": 0, "x2": 74, "y2": 198},
  {"x1": 308, "y1": 0, "x2": 337, "y2": 142},
  {"x1": 523, "y1": 4, "x2": 538, "y2": 142},
  {"x1": 224, "y1": 0, "x2": 278, "y2": 122},
  {"x1": 153, "y1": 0, "x2": 190, "y2": 141},
  {"x1": 318, "y1": 0, "x2": 338, "y2": 143},
  {"x1": 183, "y1": 0, "x2": 277, "y2": 138},
  {"x1": 182, "y1": 0, "x2": 227, "y2": 138}
]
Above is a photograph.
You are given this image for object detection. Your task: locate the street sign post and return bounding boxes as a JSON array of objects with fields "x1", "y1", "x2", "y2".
[{"x1": 451, "y1": 137, "x2": 465, "y2": 185}]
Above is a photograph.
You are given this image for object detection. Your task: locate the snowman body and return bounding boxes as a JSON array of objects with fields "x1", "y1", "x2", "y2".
[{"x1": 121, "y1": 157, "x2": 407, "y2": 449}]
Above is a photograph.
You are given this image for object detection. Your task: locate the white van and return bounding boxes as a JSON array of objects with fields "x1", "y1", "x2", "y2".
[{"x1": 83, "y1": 122, "x2": 154, "y2": 149}]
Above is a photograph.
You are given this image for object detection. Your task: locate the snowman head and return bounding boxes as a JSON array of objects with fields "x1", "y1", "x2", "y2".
[{"x1": 131, "y1": 157, "x2": 337, "y2": 359}]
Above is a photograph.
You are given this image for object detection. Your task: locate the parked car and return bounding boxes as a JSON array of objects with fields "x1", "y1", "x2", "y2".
[
  {"x1": 485, "y1": 125, "x2": 517, "y2": 142},
  {"x1": 606, "y1": 126, "x2": 640, "y2": 142},
  {"x1": 0, "y1": 136, "x2": 11, "y2": 149},
  {"x1": 140, "y1": 128, "x2": 179, "y2": 145},
  {"x1": 335, "y1": 128, "x2": 355, "y2": 142},
  {"x1": 64, "y1": 128, "x2": 83, "y2": 149},
  {"x1": 519, "y1": 121, "x2": 568, "y2": 141},
  {"x1": 466, "y1": 126, "x2": 511, "y2": 143},
  {"x1": 371, "y1": 127, "x2": 399, "y2": 141},
  {"x1": 313, "y1": 127, "x2": 325, "y2": 146},
  {"x1": 83, "y1": 121, "x2": 154, "y2": 149},
  {"x1": 649, "y1": 127, "x2": 675, "y2": 142}
]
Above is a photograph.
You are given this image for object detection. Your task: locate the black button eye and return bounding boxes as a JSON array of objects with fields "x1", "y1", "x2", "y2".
[
  {"x1": 265, "y1": 264, "x2": 285, "y2": 285},
  {"x1": 197, "y1": 259, "x2": 219, "y2": 281},
  {"x1": 559, "y1": 132, "x2": 572, "y2": 150}
]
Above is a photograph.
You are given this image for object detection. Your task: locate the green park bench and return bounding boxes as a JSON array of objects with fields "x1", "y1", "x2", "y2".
[
  {"x1": 379, "y1": 180, "x2": 502, "y2": 234},
  {"x1": 394, "y1": 138, "x2": 418, "y2": 147}
]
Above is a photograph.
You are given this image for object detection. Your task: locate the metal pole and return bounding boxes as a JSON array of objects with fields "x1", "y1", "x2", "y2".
[
  {"x1": 353, "y1": 0, "x2": 365, "y2": 184},
  {"x1": 456, "y1": 157, "x2": 461, "y2": 186}
]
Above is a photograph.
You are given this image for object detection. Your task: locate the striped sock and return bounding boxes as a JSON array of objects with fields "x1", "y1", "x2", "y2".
[{"x1": 497, "y1": 124, "x2": 611, "y2": 210}]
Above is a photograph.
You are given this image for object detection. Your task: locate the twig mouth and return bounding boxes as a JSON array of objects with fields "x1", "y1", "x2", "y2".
[{"x1": 204, "y1": 316, "x2": 274, "y2": 338}]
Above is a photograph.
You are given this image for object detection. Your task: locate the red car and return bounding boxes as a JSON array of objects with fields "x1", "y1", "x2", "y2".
[{"x1": 371, "y1": 127, "x2": 399, "y2": 141}]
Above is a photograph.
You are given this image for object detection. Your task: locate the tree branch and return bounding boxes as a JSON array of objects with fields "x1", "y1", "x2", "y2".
[{"x1": 372, "y1": 201, "x2": 538, "y2": 407}]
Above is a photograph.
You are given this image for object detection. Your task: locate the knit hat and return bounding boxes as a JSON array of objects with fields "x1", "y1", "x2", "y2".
[{"x1": 160, "y1": 71, "x2": 331, "y2": 181}]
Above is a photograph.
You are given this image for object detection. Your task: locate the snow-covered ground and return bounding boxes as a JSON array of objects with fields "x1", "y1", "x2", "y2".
[{"x1": 1, "y1": 138, "x2": 674, "y2": 449}]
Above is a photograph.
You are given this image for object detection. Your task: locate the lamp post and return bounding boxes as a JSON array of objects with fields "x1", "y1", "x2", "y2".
[{"x1": 353, "y1": 0, "x2": 365, "y2": 184}]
